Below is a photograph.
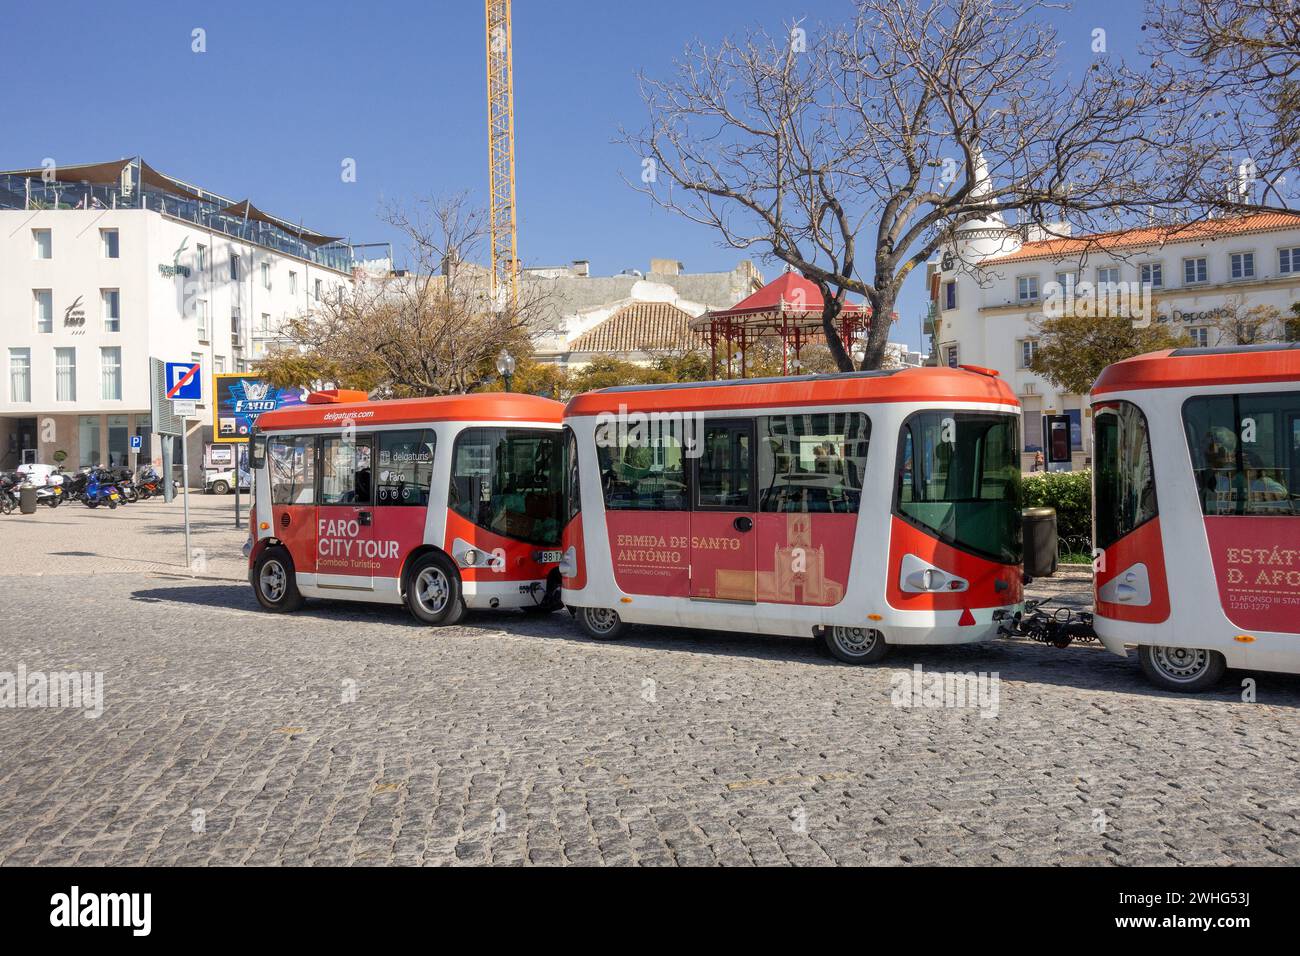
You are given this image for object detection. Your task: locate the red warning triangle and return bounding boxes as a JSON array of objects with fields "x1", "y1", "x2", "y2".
[{"x1": 958, "y1": 608, "x2": 976, "y2": 626}]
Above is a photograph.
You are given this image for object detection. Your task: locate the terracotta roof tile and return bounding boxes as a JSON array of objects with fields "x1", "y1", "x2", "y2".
[
  {"x1": 983, "y1": 212, "x2": 1300, "y2": 264},
  {"x1": 568, "y1": 302, "x2": 704, "y2": 354}
]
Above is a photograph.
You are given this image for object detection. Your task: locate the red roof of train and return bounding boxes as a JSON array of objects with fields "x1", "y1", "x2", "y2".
[
  {"x1": 1092, "y1": 344, "x2": 1300, "y2": 396},
  {"x1": 564, "y1": 366, "x2": 1019, "y2": 416},
  {"x1": 256, "y1": 392, "x2": 565, "y2": 430}
]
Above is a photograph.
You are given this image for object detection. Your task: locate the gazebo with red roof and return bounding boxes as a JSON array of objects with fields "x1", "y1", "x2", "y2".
[{"x1": 691, "y1": 271, "x2": 871, "y2": 378}]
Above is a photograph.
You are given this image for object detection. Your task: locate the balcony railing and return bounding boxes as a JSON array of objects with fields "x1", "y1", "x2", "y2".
[{"x1": 0, "y1": 170, "x2": 356, "y2": 273}]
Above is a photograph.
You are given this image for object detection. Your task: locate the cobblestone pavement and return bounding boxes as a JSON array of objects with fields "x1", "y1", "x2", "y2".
[
  {"x1": 0, "y1": 492, "x2": 249, "y2": 580},
  {"x1": 2, "y1": 563, "x2": 1298, "y2": 866}
]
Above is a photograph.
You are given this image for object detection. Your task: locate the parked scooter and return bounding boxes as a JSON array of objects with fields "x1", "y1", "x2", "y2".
[
  {"x1": 82, "y1": 468, "x2": 123, "y2": 509},
  {"x1": 135, "y1": 465, "x2": 175, "y2": 500},
  {"x1": 0, "y1": 473, "x2": 20, "y2": 515},
  {"x1": 112, "y1": 468, "x2": 139, "y2": 504}
]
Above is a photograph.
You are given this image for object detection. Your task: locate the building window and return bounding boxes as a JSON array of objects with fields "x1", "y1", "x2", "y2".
[
  {"x1": 1139, "y1": 262, "x2": 1163, "y2": 288},
  {"x1": 1229, "y1": 251, "x2": 1255, "y2": 280},
  {"x1": 215, "y1": 355, "x2": 225, "y2": 374},
  {"x1": 190, "y1": 352, "x2": 205, "y2": 404},
  {"x1": 313, "y1": 278, "x2": 322, "y2": 300},
  {"x1": 34, "y1": 289, "x2": 53, "y2": 333},
  {"x1": 197, "y1": 244, "x2": 208, "y2": 272},
  {"x1": 1189, "y1": 326, "x2": 1210, "y2": 348},
  {"x1": 261, "y1": 262, "x2": 271, "y2": 290},
  {"x1": 1184, "y1": 256, "x2": 1208, "y2": 284},
  {"x1": 259, "y1": 312, "x2": 271, "y2": 336},
  {"x1": 100, "y1": 347, "x2": 122, "y2": 400},
  {"x1": 1019, "y1": 338, "x2": 1039, "y2": 369},
  {"x1": 1280, "y1": 246, "x2": 1300, "y2": 274},
  {"x1": 1096, "y1": 266, "x2": 1120, "y2": 289},
  {"x1": 943, "y1": 281, "x2": 956, "y2": 311},
  {"x1": 944, "y1": 344, "x2": 959, "y2": 368},
  {"x1": 1016, "y1": 275, "x2": 1039, "y2": 302},
  {"x1": 100, "y1": 228, "x2": 119, "y2": 259},
  {"x1": 79, "y1": 415, "x2": 101, "y2": 468},
  {"x1": 196, "y1": 299, "x2": 209, "y2": 341},
  {"x1": 32, "y1": 228, "x2": 52, "y2": 259},
  {"x1": 232, "y1": 307, "x2": 242, "y2": 348},
  {"x1": 1054, "y1": 271, "x2": 1077, "y2": 292},
  {"x1": 101, "y1": 289, "x2": 121, "y2": 332},
  {"x1": 230, "y1": 253, "x2": 241, "y2": 282},
  {"x1": 55, "y1": 348, "x2": 77, "y2": 402},
  {"x1": 8, "y1": 348, "x2": 31, "y2": 403},
  {"x1": 289, "y1": 271, "x2": 298, "y2": 295}
]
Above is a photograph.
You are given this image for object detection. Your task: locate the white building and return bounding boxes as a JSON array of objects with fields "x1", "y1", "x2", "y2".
[
  {"x1": 0, "y1": 158, "x2": 365, "y2": 479},
  {"x1": 928, "y1": 209, "x2": 1300, "y2": 470}
]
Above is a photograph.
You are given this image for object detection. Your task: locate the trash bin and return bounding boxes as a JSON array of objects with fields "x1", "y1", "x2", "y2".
[
  {"x1": 1022, "y1": 506, "x2": 1057, "y2": 578},
  {"x1": 18, "y1": 484, "x2": 38, "y2": 515}
]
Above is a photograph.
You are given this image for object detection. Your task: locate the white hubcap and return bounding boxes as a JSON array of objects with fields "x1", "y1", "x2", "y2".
[
  {"x1": 585, "y1": 608, "x2": 620, "y2": 634},
  {"x1": 260, "y1": 560, "x2": 287, "y2": 602},
  {"x1": 416, "y1": 567, "x2": 449, "y2": 614},
  {"x1": 1151, "y1": 646, "x2": 1211, "y2": 682},
  {"x1": 831, "y1": 626, "x2": 877, "y2": 656}
]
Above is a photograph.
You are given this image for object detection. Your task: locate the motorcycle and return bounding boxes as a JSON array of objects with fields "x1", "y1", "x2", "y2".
[
  {"x1": 136, "y1": 465, "x2": 173, "y2": 500},
  {"x1": 58, "y1": 470, "x2": 89, "y2": 503},
  {"x1": 83, "y1": 468, "x2": 123, "y2": 509},
  {"x1": 0, "y1": 474, "x2": 19, "y2": 515},
  {"x1": 112, "y1": 468, "x2": 139, "y2": 504}
]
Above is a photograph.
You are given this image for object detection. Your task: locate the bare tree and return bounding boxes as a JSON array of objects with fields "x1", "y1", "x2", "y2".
[
  {"x1": 626, "y1": 0, "x2": 1185, "y2": 371},
  {"x1": 260, "y1": 195, "x2": 556, "y2": 396},
  {"x1": 1144, "y1": 0, "x2": 1299, "y2": 212}
]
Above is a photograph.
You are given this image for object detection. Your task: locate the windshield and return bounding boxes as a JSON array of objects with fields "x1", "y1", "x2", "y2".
[
  {"x1": 449, "y1": 427, "x2": 562, "y2": 546},
  {"x1": 1093, "y1": 400, "x2": 1158, "y2": 548},
  {"x1": 895, "y1": 411, "x2": 1022, "y2": 563}
]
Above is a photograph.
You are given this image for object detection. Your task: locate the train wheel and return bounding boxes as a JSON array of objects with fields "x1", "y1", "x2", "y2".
[
  {"x1": 576, "y1": 607, "x2": 625, "y2": 641},
  {"x1": 405, "y1": 553, "x2": 465, "y2": 626},
  {"x1": 823, "y1": 626, "x2": 890, "y2": 664},
  {"x1": 253, "y1": 546, "x2": 305, "y2": 612},
  {"x1": 1138, "y1": 645, "x2": 1225, "y2": 693}
]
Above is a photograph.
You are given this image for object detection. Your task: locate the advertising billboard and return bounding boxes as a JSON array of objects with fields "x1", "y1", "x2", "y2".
[{"x1": 212, "y1": 374, "x2": 309, "y2": 444}]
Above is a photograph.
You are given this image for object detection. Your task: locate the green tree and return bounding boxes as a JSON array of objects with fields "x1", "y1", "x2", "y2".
[{"x1": 1030, "y1": 313, "x2": 1189, "y2": 396}]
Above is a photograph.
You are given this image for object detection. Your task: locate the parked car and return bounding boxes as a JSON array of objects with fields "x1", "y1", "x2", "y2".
[{"x1": 204, "y1": 469, "x2": 250, "y2": 495}]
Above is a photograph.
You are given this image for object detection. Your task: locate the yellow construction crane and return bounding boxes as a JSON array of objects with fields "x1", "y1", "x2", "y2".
[{"x1": 485, "y1": 0, "x2": 519, "y2": 306}]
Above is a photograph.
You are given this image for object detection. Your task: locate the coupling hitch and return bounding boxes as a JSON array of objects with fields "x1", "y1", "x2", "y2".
[{"x1": 998, "y1": 600, "x2": 1097, "y2": 648}]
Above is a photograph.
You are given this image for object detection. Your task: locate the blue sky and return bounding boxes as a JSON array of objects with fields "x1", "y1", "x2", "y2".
[{"x1": 0, "y1": 0, "x2": 1144, "y2": 352}]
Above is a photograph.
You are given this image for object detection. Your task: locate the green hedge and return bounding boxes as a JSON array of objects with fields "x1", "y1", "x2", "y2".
[{"x1": 1021, "y1": 470, "x2": 1092, "y2": 542}]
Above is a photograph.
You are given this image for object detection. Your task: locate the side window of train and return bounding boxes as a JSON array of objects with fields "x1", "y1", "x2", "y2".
[
  {"x1": 1182, "y1": 392, "x2": 1300, "y2": 516},
  {"x1": 269, "y1": 435, "x2": 316, "y2": 505},
  {"x1": 595, "y1": 414, "x2": 689, "y2": 511},
  {"x1": 375, "y1": 429, "x2": 436, "y2": 506},
  {"x1": 563, "y1": 426, "x2": 580, "y2": 521},
  {"x1": 755, "y1": 412, "x2": 870, "y2": 513},
  {"x1": 321, "y1": 434, "x2": 373, "y2": 505},
  {"x1": 1093, "y1": 401, "x2": 1158, "y2": 549}
]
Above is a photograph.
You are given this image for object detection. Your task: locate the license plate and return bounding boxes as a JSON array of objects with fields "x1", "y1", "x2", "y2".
[
  {"x1": 53, "y1": 488, "x2": 61, "y2": 495},
  {"x1": 536, "y1": 550, "x2": 562, "y2": 563},
  {"x1": 110, "y1": 494, "x2": 120, "y2": 500}
]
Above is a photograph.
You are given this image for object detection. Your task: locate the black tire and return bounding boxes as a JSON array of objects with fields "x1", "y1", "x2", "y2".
[
  {"x1": 253, "y1": 546, "x2": 305, "y2": 612},
  {"x1": 43, "y1": 496, "x2": 61, "y2": 508},
  {"x1": 575, "y1": 606, "x2": 626, "y2": 640},
  {"x1": 1138, "y1": 645, "x2": 1226, "y2": 693},
  {"x1": 821, "y1": 626, "x2": 890, "y2": 664},
  {"x1": 404, "y1": 552, "x2": 466, "y2": 626},
  {"x1": 211, "y1": 480, "x2": 230, "y2": 496},
  {"x1": 85, "y1": 499, "x2": 98, "y2": 509}
]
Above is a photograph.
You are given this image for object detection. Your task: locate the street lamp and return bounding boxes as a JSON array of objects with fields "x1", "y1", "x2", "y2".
[{"x1": 496, "y1": 348, "x2": 516, "y2": 392}]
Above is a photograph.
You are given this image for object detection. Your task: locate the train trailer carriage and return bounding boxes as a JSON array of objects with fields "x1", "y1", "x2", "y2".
[
  {"x1": 245, "y1": 389, "x2": 567, "y2": 624},
  {"x1": 559, "y1": 366, "x2": 1026, "y2": 663},
  {"x1": 1088, "y1": 343, "x2": 1300, "y2": 691}
]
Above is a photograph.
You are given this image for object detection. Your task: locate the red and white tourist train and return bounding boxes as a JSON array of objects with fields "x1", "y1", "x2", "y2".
[
  {"x1": 557, "y1": 367, "x2": 1025, "y2": 662},
  {"x1": 245, "y1": 389, "x2": 566, "y2": 624},
  {"x1": 1089, "y1": 344, "x2": 1300, "y2": 690}
]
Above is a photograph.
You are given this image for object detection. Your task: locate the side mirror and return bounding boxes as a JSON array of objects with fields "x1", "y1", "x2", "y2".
[{"x1": 250, "y1": 434, "x2": 266, "y2": 469}]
